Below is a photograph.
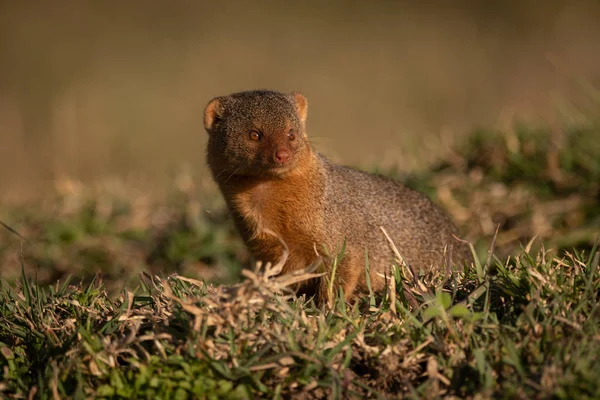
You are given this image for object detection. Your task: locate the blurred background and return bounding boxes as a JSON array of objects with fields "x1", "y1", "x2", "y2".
[{"x1": 1, "y1": 0, "x2": 600, "y2": 196}]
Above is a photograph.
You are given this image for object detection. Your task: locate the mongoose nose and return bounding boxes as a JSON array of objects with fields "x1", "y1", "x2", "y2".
[{"x1": 274, "y1": 148, "x2": 291, "y2": 165}]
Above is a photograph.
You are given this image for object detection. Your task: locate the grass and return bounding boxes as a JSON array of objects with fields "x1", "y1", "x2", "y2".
[
  {"x1": 1, "y1": 244, "x2": 598, "y2": 398},
  {"x1": 0, "y1": 119, "x2": 599, "y2": 398}
]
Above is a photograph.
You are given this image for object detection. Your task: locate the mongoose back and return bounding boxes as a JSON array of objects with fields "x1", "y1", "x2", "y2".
[{"x1": 203, "y1": 89, "x2": 471, "y2": 304}]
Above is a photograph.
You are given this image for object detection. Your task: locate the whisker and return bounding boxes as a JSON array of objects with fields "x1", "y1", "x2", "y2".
[
  {"x1": 222, "y1": 167, "x2": 241, "y2": 184},
  {"x1": 213, "y1": 168, "x2": 229, "y2": 182}
]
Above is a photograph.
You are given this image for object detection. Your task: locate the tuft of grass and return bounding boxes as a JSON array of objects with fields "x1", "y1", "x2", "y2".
[{"x1": 0, "y1": 245, "x2": 598, "y2": 398}]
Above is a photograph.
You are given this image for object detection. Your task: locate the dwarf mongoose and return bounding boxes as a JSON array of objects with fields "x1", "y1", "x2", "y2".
[{"x1": 203, "y1": 89, "x2": 471, "y2": 304}]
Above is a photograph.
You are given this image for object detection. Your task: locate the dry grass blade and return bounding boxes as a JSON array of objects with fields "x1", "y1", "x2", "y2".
[
  {"x1": 0, "y1": 220, "x2": 33, "y2": 246},
  {"x1": 261, "y1": 228, "x2": 290, "y2": 277},
  {"x1": 485, "y1": 223, "x2": 501, "y2": 272},
  {"x1": 388, "y1": 267, "x2": 397, "y2": 315},
  {"x1": 380, "y1": 226, "x2": 431, "y2": 297}
]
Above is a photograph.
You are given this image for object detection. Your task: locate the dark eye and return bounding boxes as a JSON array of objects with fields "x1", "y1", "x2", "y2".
[
  {"x1": 249, "y1": 130, "x2": 261, "y2": 141},
  {"x1": 288, "y1": 130, "x2": 296, "y2": 141}
]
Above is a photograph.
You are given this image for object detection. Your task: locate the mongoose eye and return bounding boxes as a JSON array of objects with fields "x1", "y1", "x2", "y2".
[
  {"x1": 249, "y1": 130, "x2": 261, "y2": 141},
  {"x1": 288, "y1": 130, "x2": 296, "y2": 141}
]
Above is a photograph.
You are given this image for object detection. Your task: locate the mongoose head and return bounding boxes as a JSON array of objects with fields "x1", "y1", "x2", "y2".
[{"x1": 203, "y1": 89, "x2": 311, "y2": 179}]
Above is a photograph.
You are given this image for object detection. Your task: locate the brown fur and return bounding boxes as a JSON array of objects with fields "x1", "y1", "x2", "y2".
[{"x1": 203, "y1": 89, "x2": 472, "y2": 305}]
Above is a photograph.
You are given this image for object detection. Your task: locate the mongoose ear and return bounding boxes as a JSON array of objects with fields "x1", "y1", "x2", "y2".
[
  {"x1": 290, "y1": 92, "x2": 308, "y2": 123},
  {"x1": 203, "y1": 97, "x2": 226, "y2": 134}
]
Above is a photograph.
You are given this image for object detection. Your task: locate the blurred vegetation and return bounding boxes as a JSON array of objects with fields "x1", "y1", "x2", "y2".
[
  {"x1": 394, "y1": 118, "x2": 600, "y2": 257},
  {"x1": 0, "y1": 177, "x2": 244, "y2": 292}
]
